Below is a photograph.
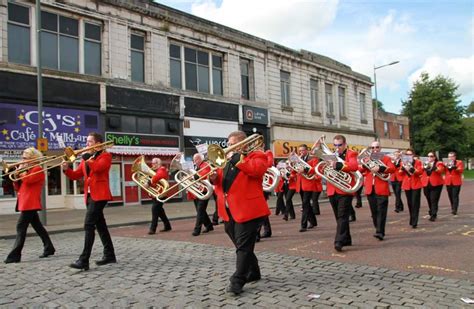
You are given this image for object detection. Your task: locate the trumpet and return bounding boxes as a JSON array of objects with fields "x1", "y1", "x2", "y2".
[
  {"x1": 287, "y1": 153, "x2": 315, "y2": 180},
  {"x1": 131, "y1": 155, "x2": 170, "y2": 198},
  {"x1": 310, "y1": 135, "x2": 363, "y2": 193},
  {"x1": 263, "y1": 166, "x2": 281, "y2": 192},
  {"x1": 358, "y1": 147, "x2": 390, "y2": 181}
]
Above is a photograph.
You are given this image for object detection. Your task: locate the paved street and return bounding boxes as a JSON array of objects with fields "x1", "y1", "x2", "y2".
[{"x1": 0, "y1": 181, "x2": 473, "y2": 307}]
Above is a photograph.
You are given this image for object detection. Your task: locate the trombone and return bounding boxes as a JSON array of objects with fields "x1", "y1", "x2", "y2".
[{"x1": 1, "y1": 155, "x2": 59, "y2": 181}]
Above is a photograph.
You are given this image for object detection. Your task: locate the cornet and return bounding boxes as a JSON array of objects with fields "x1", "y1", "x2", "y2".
[
  {"x1": 358, "y1": 147, "x2": 390, "y2": 181},
  {"x1": 310, "y1": 135, "x2": 363, "y2": 193}
]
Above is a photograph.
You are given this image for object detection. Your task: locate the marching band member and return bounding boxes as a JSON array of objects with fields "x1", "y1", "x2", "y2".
[
  {"x1": 422, "y1": 152, "x2": 445, "y2": 221},
  {"x1": 147, "y1": 158, "x2": 172, "y2": 234},
  {"x1": 210, "y1": 131, "x2": 270, "y2": 295},
  {"x1": 311, "y1": 172, "x2": 323, "y2": 216},
  {"x1": 294, "y1": 144, "x2": 318, "y2": 232},
  {"x1": 359, "y1": 141, "x2": 395, "y2": 240},
  {"x1": 284, "y1": 166, "x2": 297, "y2": 221},
  {"x1": 445, "y1": 151, "x2": 464, "y2": 215},
  {"x1": 257, "y1": 148, "x2": 274, "y2": 239},
  {"x1": 390, "y1": 150, "x2": 405, "y2": 213},
  {"x1": 325, "y1": 135, "x2": 359, "y2": 252},
  {"x1": 63, "y1": 132, "x2": 116, "y2": 270},
  {"x1": 275, "y1": 164, "x2": 288, "y2": 218},
  {"x1": 189, "y1": 153, "x2": 213, "y2": 236},
  {"x1": 4, "y1": 147, "x2": 55, "y2": 264},
  {"x1": 400, "y1": 149, "x2": 423, "y2": 228}
]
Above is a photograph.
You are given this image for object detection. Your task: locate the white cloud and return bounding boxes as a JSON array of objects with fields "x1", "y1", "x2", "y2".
[
  {"x1": 191, "y1": 0, "x2": 339, "y2": 47},
  {"x1": 409, "y1": 56, "x2": 474, "y2": 98}
]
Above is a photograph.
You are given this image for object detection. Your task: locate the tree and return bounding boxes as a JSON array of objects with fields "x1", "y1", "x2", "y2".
[
  {"x1": 467, "y1": 101, "x2": 474, "y2": 117},
  {"x1": 372, "y1": 99, "x2": 386, "y2": 112},
  {"x1": 402, "y1": 72, "x2": 467, "y2": 158}
]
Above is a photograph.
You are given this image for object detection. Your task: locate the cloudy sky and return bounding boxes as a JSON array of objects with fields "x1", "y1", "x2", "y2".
[{"x1": 157, "y1": 0, "x2": 473, "y2": 113}]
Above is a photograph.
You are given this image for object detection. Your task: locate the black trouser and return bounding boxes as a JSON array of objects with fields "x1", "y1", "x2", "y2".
[
  {"x1": 301, "y1": 191, "x2": 317, "y2": 228},
  {"x1": 285, "y1": 189, "x2": 296, "y2": 219},
  {"x1": 276, "y1": 191, "x2": 287, "y2": 216},
  {"x1": 224, "y1": 208, "x2": 263, "y2": 287},
  {"x1": 391, "y1": 180, "x2": 404, "y2": 211},
  {"x1": 150, "y1": 198, "x2": 171, "y2": 232},
  {"x1": 7, "y1": 210, "x2": 55, "y2": 260},
  {"x1": 258, "y1": 192, "x2": 272, "y2": 236},
  {"x1": 312, "y1": 191, "x2": 321, "y2": 215},
  {"x1": 329, "y1": 194, "x2": 353, "y2": 245},
  {"x1": 79, "y1": 196, "x2": 115, "y2": 262},
  {"x1": 423, "y1": 184, "x2": 443, "y2": 218},
  {"x1": 193, "y1": 198, "x2": 212, "y2": 232},
  {"x1": 212, "y1": 193, "x2": 219, "y2": 224},
  {"x1": 405, "y1": 189, "x2": 421, "y2": 227},
  {"x1": 354, "y1": 187, "x2": 363, "y2": 207},
  {"x1": 446, "y1": 185, "x2": 461, "y2": 214},
  {"x1": 367, "y1": 191, "x2": 389, "y2": 236}
]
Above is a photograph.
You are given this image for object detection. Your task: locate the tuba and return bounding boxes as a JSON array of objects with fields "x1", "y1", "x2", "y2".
[
  {"x1": 287, "y1": 153, "x2": 315, "y2": 180},
  {"x1": 263, "y1": 166, "x2": 281, "y2": 192},
  {"x1": 310, "y1": 135, "x2": 363, "y2": 193},
  {"x1": 358, "y1": 147, "x2": 390, "y2": 181},
  {"x1": 131, "y1": 156, "x2": 169, "y2": 198}
]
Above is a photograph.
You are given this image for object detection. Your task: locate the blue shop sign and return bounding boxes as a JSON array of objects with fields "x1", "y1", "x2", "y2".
[{"x1": 0, "y1": 103, "x2": 100, "y2": 150}]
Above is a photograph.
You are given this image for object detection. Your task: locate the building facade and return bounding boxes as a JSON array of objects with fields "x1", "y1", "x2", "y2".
[
  {"x1": 0, "y1": 0, "x2": 374, "y2": 213},
  {"x1": 374, "y1": 110, "x2": 410, "y2": 153}
]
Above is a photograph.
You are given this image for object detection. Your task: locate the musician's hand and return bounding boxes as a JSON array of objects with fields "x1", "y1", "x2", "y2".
[
  {"x1": 62, "y1": 162, "x2": 70, "y2": 171},
  {"x1": 329, "y1": 160, "x2": 337, "y2": 168},
  {"x1": 209, "y1": 171, "x2": 218, "y2": 182},
  {"x1": 371, "y1": 165, "x2": 380, "y2": 173},
  {"x1": 296, "y1": 166, "x2": 304, "y2": 173}
]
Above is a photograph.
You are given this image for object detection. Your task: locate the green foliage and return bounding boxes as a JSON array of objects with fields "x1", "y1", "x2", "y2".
[
  {"x1": 402, "y1": 72, "x2": 468, "y2": 158},
  {"x1": 461, "y1": 117, "x2": 474, "y2": 159},
  {"x1": 467, "y1": 101, "x2": 474, "y2": 117},
  {"x1": 372, "y1": 99, "x2": 386, "y2": 112}
]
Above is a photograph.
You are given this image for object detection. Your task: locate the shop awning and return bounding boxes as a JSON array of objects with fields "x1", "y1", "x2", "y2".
[{"x1": 108, "y1": 146, "x2": 180, "y2": 156}]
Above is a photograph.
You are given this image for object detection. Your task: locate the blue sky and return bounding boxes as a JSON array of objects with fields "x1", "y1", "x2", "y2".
[{"x1": 156, "y1": 0, "x2": 473, "y2": 113}]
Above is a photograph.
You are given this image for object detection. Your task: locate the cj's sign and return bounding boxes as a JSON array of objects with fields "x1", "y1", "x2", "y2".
[
  {"x1": 0, "y1": 103, "x2": 99, "y2": 150},
  {"x1": 243, "y1": 106, "x2": 268, "y2": 125}
]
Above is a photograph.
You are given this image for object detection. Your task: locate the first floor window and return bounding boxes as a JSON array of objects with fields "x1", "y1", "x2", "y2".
[
  {"x1": 325, "y1": 83, "x2": 334, "y2": 116},
  {"x1": 280, "y1": 71, "x2": 291, "y2": 107},
  {"x1": 131, "y1": 33, "x2": 145, "y2": 82},
  {"x1": 8, "y1": 3, "x2": 31, "y2": 65},
  {"x1": 360, "y1": 92, "x2": 367, "y2": 121}
]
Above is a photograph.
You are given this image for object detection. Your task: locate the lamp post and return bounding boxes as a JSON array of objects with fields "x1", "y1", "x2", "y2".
[{"x1": 373, "y1": 61, "x2": 400, "y2": 118}]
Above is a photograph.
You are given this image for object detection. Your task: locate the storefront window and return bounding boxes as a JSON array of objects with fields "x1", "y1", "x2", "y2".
[
  {"x1": 65, "y1": 162, "x2": 84, "y2": 195},
  {"x1": 0, "y1": 167, "x2": 15, "y2": 199},
  {"x1": 47, "y1": 166, "x2": 62, "y2": 196}
]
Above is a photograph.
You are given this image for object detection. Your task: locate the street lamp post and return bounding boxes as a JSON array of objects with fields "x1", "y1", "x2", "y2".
[{"x1": 373, "y1": 61, "x2": 400, "y2": 134}]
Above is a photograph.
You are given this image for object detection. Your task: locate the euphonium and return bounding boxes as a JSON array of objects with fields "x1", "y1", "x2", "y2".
[
  {"x1": 358, "y1": 147, "x2": 390, "y2": 181},
  {"x1": 310, "y1": 135, "x2": 363, "y2": 193},
  {"x1": 263, "y1": 166, "x2": 281, "y2": 192},
  {"x1": 287, "y1": 153, "x2": 315, "y2": 180},
  {"x1": 131, "y1": 155, "x2": 169, "y2": 198}
]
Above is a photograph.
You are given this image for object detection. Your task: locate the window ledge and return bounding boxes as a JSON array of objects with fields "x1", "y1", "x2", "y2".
[
  {"x1": 311, "y1": 112, "x2": 321, "y2": 117},
  {"x1": 361, "y1": 119, "x2": 368, "y2": 124},
  {"x1": 282, "y1": 106, "x2": 293, "y2": 112},
  {"x1": 340, "y1": 116, "x2": 348, "y2": 121},
  {"x1": 326, "y1": 113, "x2": 335, "y2": 118}
]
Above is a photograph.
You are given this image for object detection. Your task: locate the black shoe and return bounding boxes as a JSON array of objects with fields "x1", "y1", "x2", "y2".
[
  {"x1": 39, "y1": 249, "x2": 55, "y2": 258},
  {"x1": 308, "y1": 223, "x2": 317, "y2": 229},
  {"x1": 246, "y1": 272, "x2": 261, "y2": 283},
  {"x1": 192, "y1": 230, "x2": 200, "y2": 236},
  {"x1": 429, "y1": 216, "x2": 436, "y2": 222},
  {"x1": 373, "y1": 233, "x2": 384, "y2": 240},
  {"x1": 349, "y1": 216, "x2": 356, "y2": 222},
  {"x1": 452, "y1": 211, "x2": 457, "y2": 215},
  {"x1": 212, "y1": 221, "x2": 219, "y2": 226},
  {"x1": 147, "y1": 230, "x2": 156, "y2": 235},
  {"x1": 394, "y1": 209, "x2": 400, "y2": 213},
  {"x1": 4, "y1": 257, "x2": 21, "y2": 264},
  {"x1": 355, "y1": 204, "x2": 362, "y2": 208},
  {"x1": 202, "y1": 226, "x2": 214, "y2": 233},
  {"x1": 160, "y1": 227, "x2": 172, "y2": 232},
  {"x1": 95, "y1": 257, "x2": 117, "y2": 266},
  {"x1": 342, "y1": 240, "x2": 352, "y2": 246},
  {"x1": 256, "y1": 235, "x2": 260, "y2": 242},
  {"x1": 282, "y1": 216, "x2": 288, "y2": 221},
  {"x1": 299, "y1": 228, "x2": 307, "y2": 232},
  {"x1": 261, "y1": 233, "x2": 271, "y2": 238},
  {"x1": 334, "y1": 243, "x2": 343, "y2": 252},
  {"x1": 290, "y1": 216, "x2": 296, "y2": 220},
  {"x1": 69, "y1": 260, "x2": 89, "y2": 271},
  {"x1": 226, "y1": 283, "x2": 243, "y2": 295},
  {"x1": 412, "y1": 225, "x2": 417, "y2": 229}
]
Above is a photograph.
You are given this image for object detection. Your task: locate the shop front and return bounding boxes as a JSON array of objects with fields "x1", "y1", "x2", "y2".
[
  {"x1": 241, "y1": 105, "x2": 270, "y2": 147},
  {"x1": 105, "y1": 132, "x2": 180, "y2": 206},
  {"x1": 0, "y1": 102, "x2": 101, "y2": 214}
]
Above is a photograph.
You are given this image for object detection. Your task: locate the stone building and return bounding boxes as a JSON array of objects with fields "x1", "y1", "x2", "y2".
[{"x1": 0, "y1": 0, "x2": 373, "y2": 212}]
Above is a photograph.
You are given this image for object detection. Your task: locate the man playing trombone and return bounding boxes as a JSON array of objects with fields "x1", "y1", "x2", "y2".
[
  {"x1": 147, "y1": 158, "x2": 172, "y2": 234},
  {"x1": 62, "y1": 132, "x2": 116, "y2": 270},
  {"x1": 210, "y1": 131, "x2": 270, "y2": 295},
  {"x1": 190, "y1": 153, "x2": 213, "y2": 236}
]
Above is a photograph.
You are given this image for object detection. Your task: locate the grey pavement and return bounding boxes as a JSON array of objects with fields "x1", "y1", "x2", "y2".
[{"x1": 1, "y1": 231, "x2": 473, "y2": 308}]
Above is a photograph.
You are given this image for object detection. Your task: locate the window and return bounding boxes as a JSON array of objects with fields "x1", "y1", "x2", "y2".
[
  {"x1": 384, "y1": 122, "x2": 389, "y2": 137},
  {"x1": 8, "y1": 3, "x2": 31, "y2": 65},
  {"x1": 170, "y1": 43, "x2": 223, "y2": 95},
  {"x1": 41, "y1": 12, "x2": 79, "y2": 72},
  {"x1": 47, "y1": 166, "x2": 62, "y2": 196},
  {"x1": 399, "y1": 124, "x2": 404, "y2": 139},
  {"x1": 137, "y1": 118, "x2": 151, "y2": 133},
  {"x1": 310, "y1": 79, "x2": 319, "y2": 114},
  {"x1": 84, "y1": 23, "x2": 101, "y2": 75},
  {"x1": 360, "y1": 92, "x2": 367, "y2": 121},
  {"x1": 325, "y1": 83, "x2": 334, "y2": 116},
  {"x1": 170, "y1": 44, "x2": 182, "y2": 89},
  {"x1": 241, "y1": 59, "x2": 250, "y2": 100},
  {"x1": 280, "y1": 71, "x2": 291, "y2": 107},
  {"x1": 131, "y1": 33, "x2": 145, "y2": 82},
  {"x1": 338, "y1": 86, "x2": 346, "y2": 118}
]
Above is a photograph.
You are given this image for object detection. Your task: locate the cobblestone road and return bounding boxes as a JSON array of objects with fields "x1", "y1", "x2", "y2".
[{"x1": 1, "y1": 232, "x2": 473, "y2": 308}]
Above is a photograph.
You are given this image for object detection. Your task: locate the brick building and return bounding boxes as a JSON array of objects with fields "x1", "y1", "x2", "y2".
[{"x1": 374, "y1": 110, "x2": 410, "y2": 152}]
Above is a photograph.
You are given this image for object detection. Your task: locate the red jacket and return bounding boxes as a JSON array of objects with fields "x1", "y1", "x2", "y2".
[
  {"x1": 295, "y1": 156, "x2": 321, "y2": 192},
  {"x1": 275, "y1": 176, "x2": 285, "y2": 193},
  {"x1": 401, "y1": 159, "x2": 423, "y2": 190},
  {"x1": 287, "y1": 171, "x2": 297, "y2": 190},
  {"x1": 390, "y1": 159, "x2": 404, "y2": 182},
  {"x1": 360, "y1": 155, "x2": 395, "y2": 196},
  {"x1": 13, "y1": 166, "x2": 45, "y2": 212},
  {"x1": 445, "y1": 160, "x2": 464, "y2": 186},
  {"x1": 326, "y1": 149, "x2": 359, "y2": 196},
  {"x1": 214, "y1": 151, "x2": 270, "y2": 223},
  {"x1": 265, "y1": 150, "x2": 274, "y2": 168},
  {"x1": 422, "y1": 161, "x2": 445, "y2": 187},
  {"x1": 187, "y1": 161, "x2": 211, "y2": 200},
  {"x1": 65, "y1": 152, "x2": 113, "y2": 204}
]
